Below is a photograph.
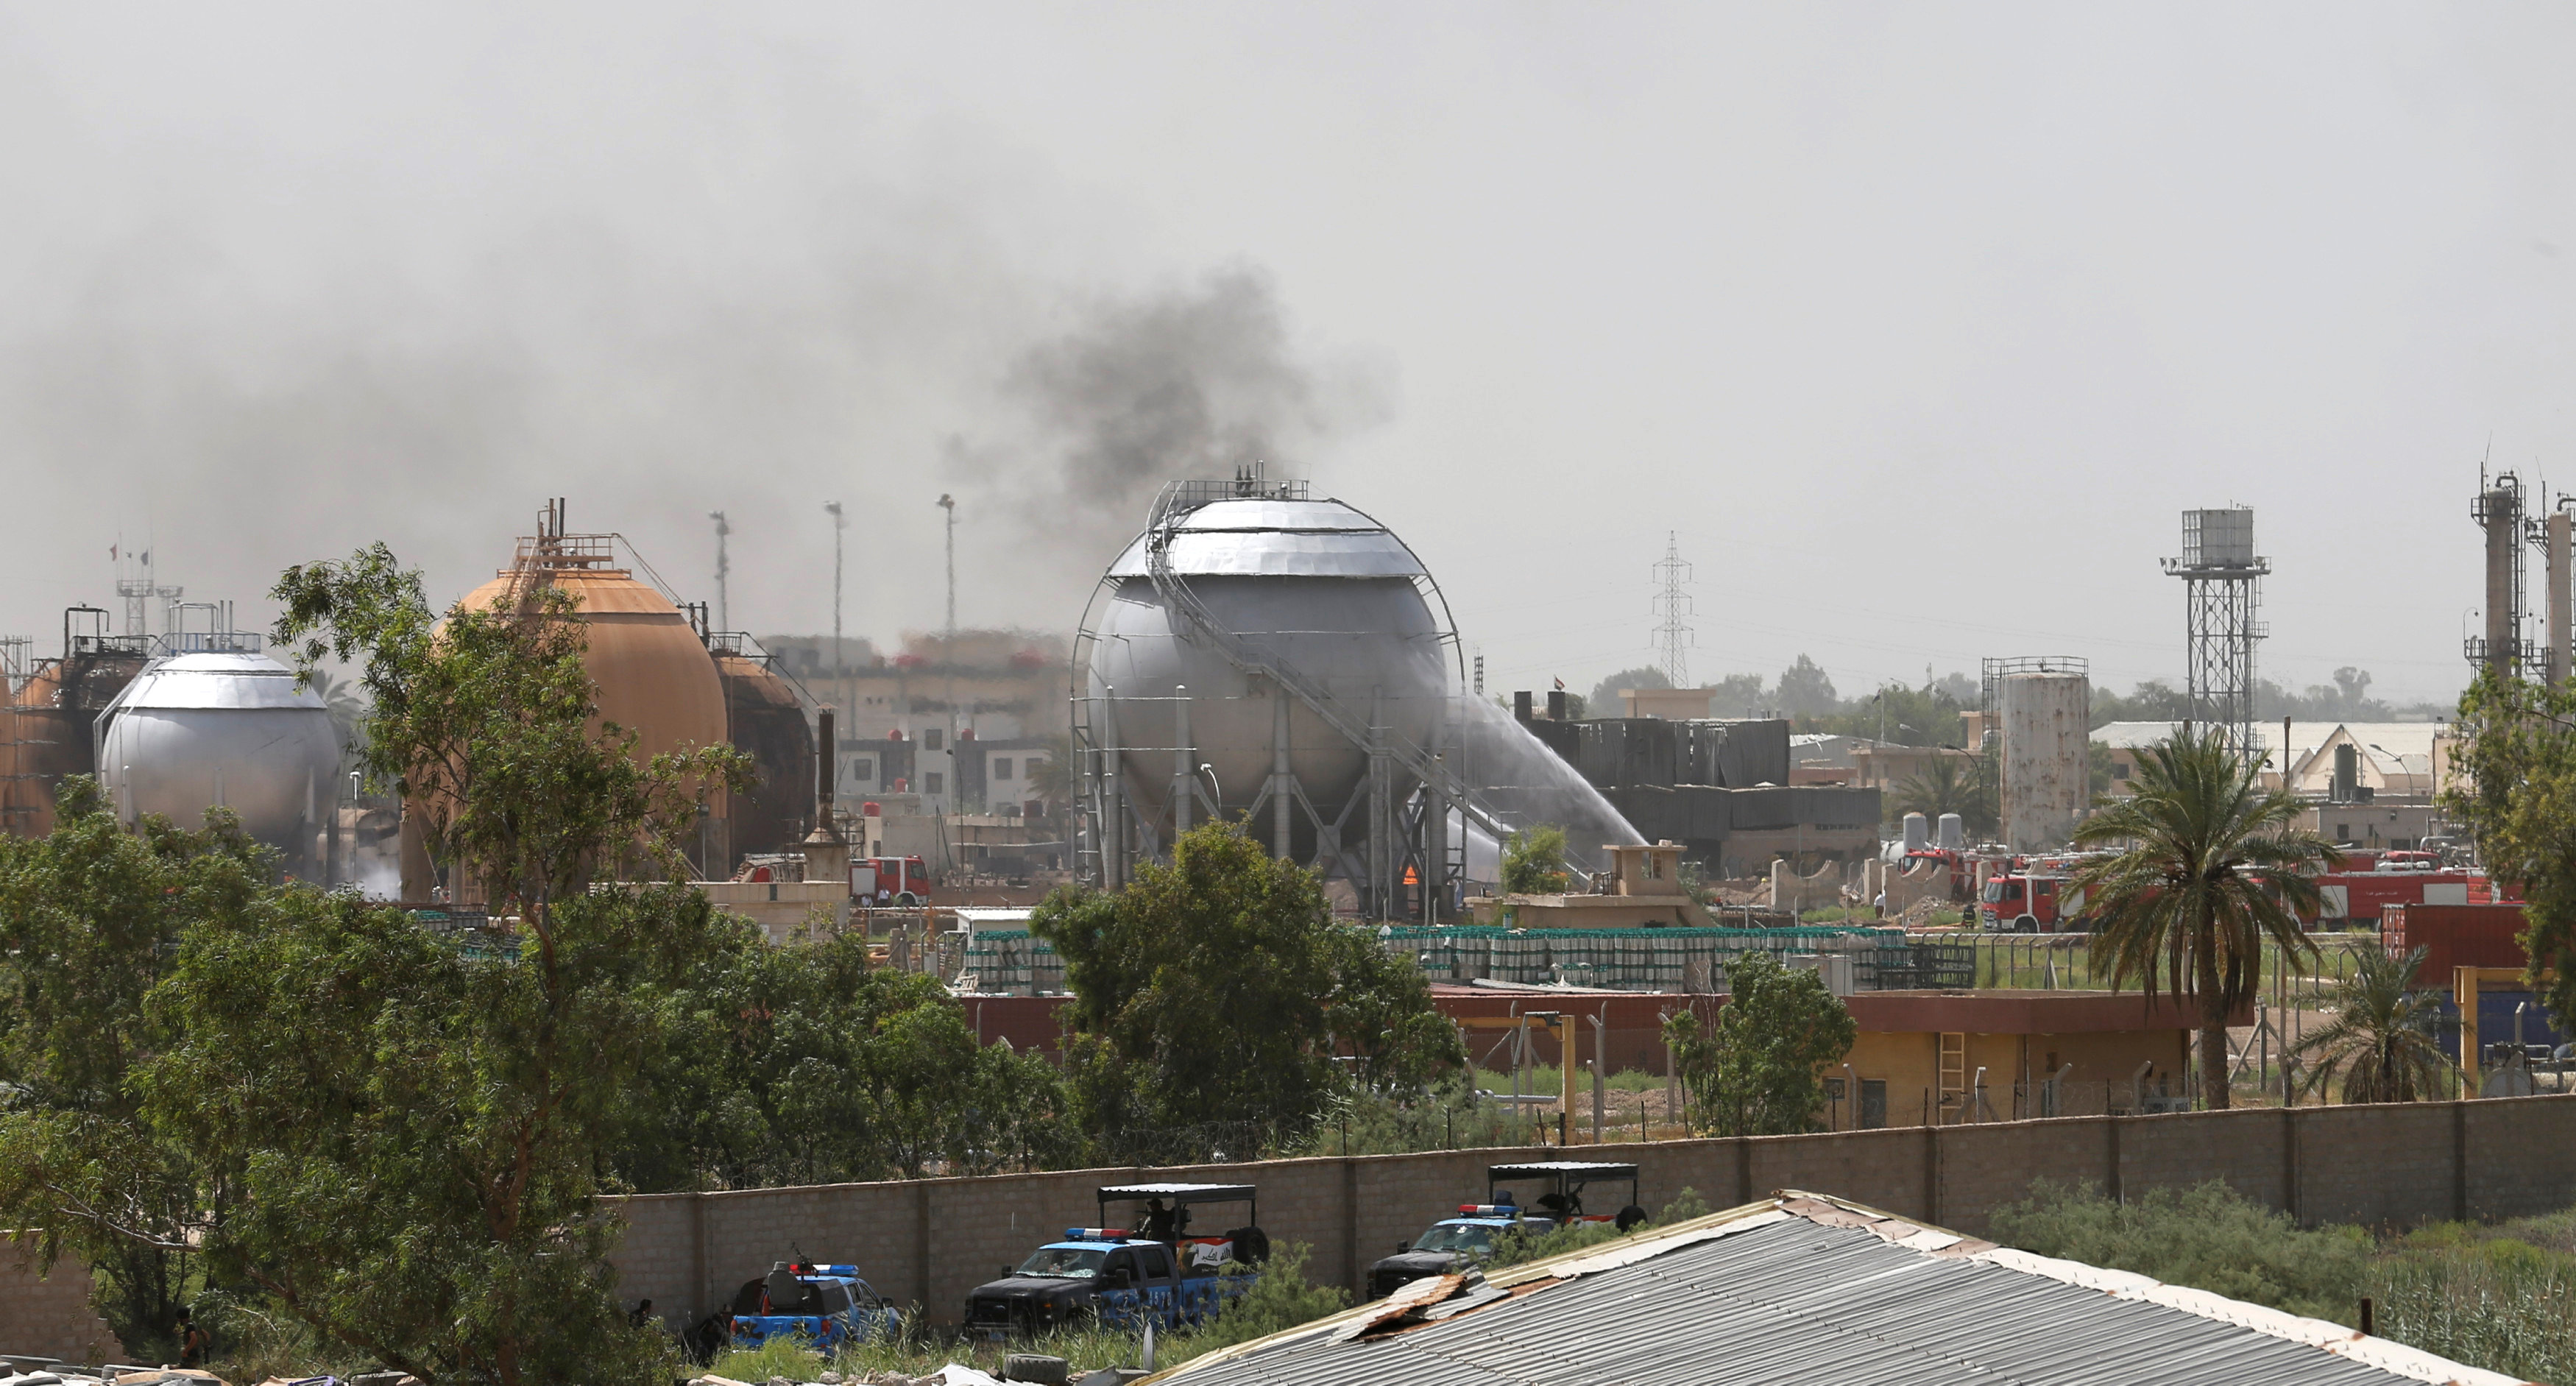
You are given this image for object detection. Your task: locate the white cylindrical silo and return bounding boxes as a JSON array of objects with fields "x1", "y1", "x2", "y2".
[
  {"x1": 96, "y1": 651, "x2": 343, "y2": 883},
  {"x1": 2000, "y1": 672, "x2": 2090, "y2": 852},
  {"x1": 1901, "y1": 811, "x2": 1929, "y2": 853},
  {"x1": 1936, "y1": 812, "x2": 1965, "y2": 851}
]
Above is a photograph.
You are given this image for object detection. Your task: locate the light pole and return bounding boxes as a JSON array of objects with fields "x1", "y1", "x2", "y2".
[
  {"x1": 938, "y1": 494, "x2": 958, "y2": 813},
  {"x1": 707, "y1": 510, "x2": 729, "y2": 632},
  {"x1": 824, "y1": 501, "x2": 846, "y2": 674}
]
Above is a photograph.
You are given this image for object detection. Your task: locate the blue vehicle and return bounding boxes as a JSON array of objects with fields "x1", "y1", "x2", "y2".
[
  {"x1": 964, "y1": 1183, "x2": 1270, "y2": 1340},
  {"x1": 728, "y1": 1260, "x2": 904, "y2": 1349},
  {"x1": 1367, "y1": 1161, "x2": 1646, "y2": 1298}
]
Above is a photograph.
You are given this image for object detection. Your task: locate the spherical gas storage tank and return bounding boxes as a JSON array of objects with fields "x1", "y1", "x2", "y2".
[
  {"x1": 3, "y1": 642, "x2": 151, "y2": 838},
  {"x1": 1084, "y1": 496, "x2": 1452, "y2": 860},
  {"x1": 447, "y1": 541, "x2": 732, "y2": 876},
  {"x1": 715, "y1": 646, "x2": 814, "y2": 866},
  {"x1": 96, "y1": 651, "x2": 341, "y2": 882}
]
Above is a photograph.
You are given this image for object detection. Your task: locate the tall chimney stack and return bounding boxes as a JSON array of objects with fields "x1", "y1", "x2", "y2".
[
  {"x1": 802, "y1": 705, "x2": 850, "y2": 891},
  {"x1": 2480, "y1": 478, "x2": 2524, "y2": 679},
  {"x1": 2550, "y1": 507, "x2": 2571, "y2": 688}
]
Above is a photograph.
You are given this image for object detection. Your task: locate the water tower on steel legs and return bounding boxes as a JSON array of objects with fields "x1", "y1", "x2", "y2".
[{"x1": 2163, "y1": 507, "x2": 2268, "y2": 760}]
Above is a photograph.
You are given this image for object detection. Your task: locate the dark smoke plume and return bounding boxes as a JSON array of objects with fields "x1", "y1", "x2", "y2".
[{"x1": 955, "y1": 266, "x2": 1390, "y2": 575}]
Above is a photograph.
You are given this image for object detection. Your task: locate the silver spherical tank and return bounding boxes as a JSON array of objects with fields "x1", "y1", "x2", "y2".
[
  {"x1": 96, "y1": 651, "x2": 342, "y2": 883},
  {"x1": 1083, "y1": 494, "x2": 1453, "y2": 862}
]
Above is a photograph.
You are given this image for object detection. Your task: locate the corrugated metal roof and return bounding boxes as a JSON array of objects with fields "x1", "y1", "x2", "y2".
[{"x1": 1156, "y1": 1193, "x2": 2524, "y2": 1386}]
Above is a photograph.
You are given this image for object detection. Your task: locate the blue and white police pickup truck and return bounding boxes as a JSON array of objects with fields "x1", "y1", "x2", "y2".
[
  {"x1": 964, "y1": 1182, "x2": 1270, "y2": 1340},
  {"x1": 727, "y1": 1260, "x2": 905, "y2": 1349},
  {"x1": 1366, "y1": 1161, "x2": 1647, "y2": 1298}
]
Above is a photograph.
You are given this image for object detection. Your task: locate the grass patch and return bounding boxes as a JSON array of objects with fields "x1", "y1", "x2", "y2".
[
  {"x1": 712, "y1": 1334, "x2": 827, "y2": 1382},
  {"x1": 1181, "y1": 1242, "x2": 1351, "y2": 1354},
  {"x1": 1989, "y1": 1178, "x2": 2370, "y2": 1322},
  {"x1": 1990, "y1": 1178, "x2": 2576, "y2": 1380},
  {"x1": 1471, "y1": 1065, "x2": 1667, "y2": 1094}
]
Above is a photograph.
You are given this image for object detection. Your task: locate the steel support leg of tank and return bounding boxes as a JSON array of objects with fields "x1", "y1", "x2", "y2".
[
  {"x1": 1271, "y1": 679, "x2": 1293, "y2": 861},
  {"x1": 1171, "y1": 685, "x2": 1193, "y2": 841},
  {"x1": 1367, "y1": 686, "x2": 1393, "y2": 919},
  {"x1": 1101, "y1": 686, "x2": 1125, "y2": 890},
  {"x1": 1421, "y1": 705, "x2": 1448, "y2": 925}
]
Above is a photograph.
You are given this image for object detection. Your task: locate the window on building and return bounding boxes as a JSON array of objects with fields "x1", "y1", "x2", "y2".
[
  {"x1": 853, "y1": 758, "x2": 874, "y2": 781},
  {"x1": 925, "y1": 729, "x2": 945, "y2": 752},
  {"x1": 2336, "y1": 823, "x2": 2350, "y2": 841},
  {"x1": 925, "y1": 772, "x2": 945, "y2": 796},
  {"x1": 993, "y1": 757, "x2": 1013, "y2": 779},
  {"x1": 2111, "y1": 762, "x2": 2131, "y2": 781}
]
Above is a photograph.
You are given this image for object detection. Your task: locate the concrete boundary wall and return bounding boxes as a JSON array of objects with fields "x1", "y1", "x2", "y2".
[
  {"x1": 0, "y1": 1234, "x2": 130, "y2": 1362},
  {"x1": 604, "y1": 1093, "x2": 2576, "y2": 1329}
]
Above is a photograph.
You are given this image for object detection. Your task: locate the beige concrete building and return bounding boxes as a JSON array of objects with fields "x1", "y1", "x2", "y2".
[
  {"x1": 1468, "y1": 840, "x2": 1719, "y2": 928},
  {"x1": 1618, "y1": 687, "x2": 1724, "y2": 719}
]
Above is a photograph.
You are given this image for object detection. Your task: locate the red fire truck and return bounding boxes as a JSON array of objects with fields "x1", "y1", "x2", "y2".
[
  {"x1": 1976, "y1": 872, "x2": 2085, "y2": 932},
  {"x1": 2313, "y1": 860, "x2": 2495, "y2": 926},
  {"x1": 851, "y1": 855, "x2": 934, "y2": 908}
]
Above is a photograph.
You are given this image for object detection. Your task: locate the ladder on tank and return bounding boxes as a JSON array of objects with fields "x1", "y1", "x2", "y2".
[{"x1": 1136, "y1": 492, "x2": 1515, "y2": 852}]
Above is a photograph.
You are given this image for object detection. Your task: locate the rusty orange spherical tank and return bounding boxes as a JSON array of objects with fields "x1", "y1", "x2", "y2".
[
  {"x1": 422, "y1": 539, "x2": 730, "y2": 891},
  {"x1": 713, "y1": 648, "x2": 815, "y2": 863},
  {"x1": 458, "y1": 568, "x2": 728, "y2": 799}
]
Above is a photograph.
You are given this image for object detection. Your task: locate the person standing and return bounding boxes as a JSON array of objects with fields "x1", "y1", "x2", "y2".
[{"x1": 176, "y1": 1306, "x2": 210, "y2": 1368}]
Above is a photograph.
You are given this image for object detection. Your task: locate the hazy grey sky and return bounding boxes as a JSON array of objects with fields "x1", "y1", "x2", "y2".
[{"x1": 4, "y1": 4, "x2": 2572, "y2": 706}]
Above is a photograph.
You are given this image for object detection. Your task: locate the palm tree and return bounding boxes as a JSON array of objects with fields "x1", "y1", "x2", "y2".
[
  {"x1": 299, "y1": 666, "x2": 372, "y2": 782},
  {"x1": 1026, "y1": 732, "x2": 1076, "y2": 816},
  {"x1": 1892, "y1": 752, "x2": 1995, "y2": 836},
  {"x1": 2070, "y1": 728, "x2": 2338, "y2": 1110},
  {"x1": 2285, "y1": 944, "x2": 2452, "y2": 1103}
]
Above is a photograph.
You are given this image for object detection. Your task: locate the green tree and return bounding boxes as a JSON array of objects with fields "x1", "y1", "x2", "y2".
[
  {"x1": 144, "y1": 885, "x2": 717, "y2": 1386},
  {"x1": 2090, "y1": 679, "x2": 2192, "y2": 727},
  {"x1": 1773, "y1": 655, "x2": 1839, "y2": 718},
  {"x1": 298, "y1": 665, "x2": 373, "y2": 783},
  {"x1": 272, "y1": 542, "x2": 745, "y2": 912},
  {"x1": 1033, "y1": 821, "x2": 1461, "y2": 1162},
  {"x1": 1703, "y1": 672, "x2": 1769, "y2": 718},
  {"x1": 2069, "y1": 729, "x2": 2336, "y2": 1110},
  {"x1": 1890, "y1": 752, "x2": 1995, "y2": 836},
  {"x1": 610, "y1": 933, "x2": 1078, "y2": 1190},
  {"x1": 1588, "y1": 665, "x2": 1670, "y2": 717},
  {"x1": 1026, "y1": 732, "x2": 1077, "y2": 815},
  {"x1": 1662, "y1": 950, "x2": 1856, "y2": 1136},
  {"x1": 2285, "y1": 945, "x2": 2452, "y2": 1104},
  {"x1": 1501, "y1": 824, "x2": 1569, "y2": 895},
  {"x1": 96, "y1": 543, "x2": 757, "y2": 1384},
  {"x1": 2446, "y1": 670, "x2": 2576, "y2": 1023},
  {"x1": 0, "y1": 782, "x2": 271, "y2": 1360}
]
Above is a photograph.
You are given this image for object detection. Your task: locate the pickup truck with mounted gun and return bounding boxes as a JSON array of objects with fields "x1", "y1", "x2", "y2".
[
  {"x1": 964, "y1": 1183, "x2": 1270, "y2": 1340},
  {"x1": 1366, "y1": 1162, "x2": 1646, "y2": 1298}
]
